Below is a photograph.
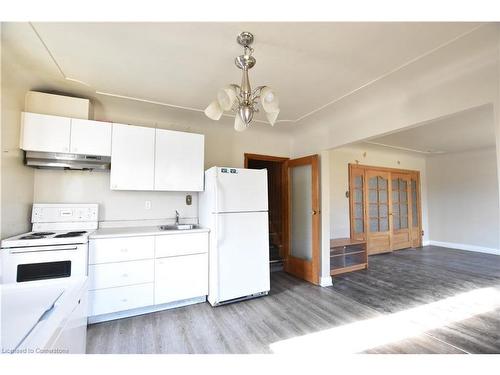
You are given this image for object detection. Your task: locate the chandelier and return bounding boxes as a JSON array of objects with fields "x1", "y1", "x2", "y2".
[{"x1": 204, "y1": 32, "x2": 280, "y2": 131}]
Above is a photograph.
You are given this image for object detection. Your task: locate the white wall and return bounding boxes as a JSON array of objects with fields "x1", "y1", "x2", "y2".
[
  {"x1": 1, "y1": 25, "x2": 36, "y2": 238},
  {"x1": 32, "y1": 95, "x2": 292, "y2": 224},
  {"x1": 427, "y1": 148, "x2": 499, "y2": 252},
  {"x1": 329, "y1": 143, "x2": 429, "y2": 242}
]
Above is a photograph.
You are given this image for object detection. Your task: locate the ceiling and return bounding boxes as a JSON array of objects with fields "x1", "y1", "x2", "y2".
[
  {"x1": 3, "y1": 22, "x2": 484, "y2": 123},
  {"x1": 364, "y1": 105, "x2": 496, "y2": 154}
]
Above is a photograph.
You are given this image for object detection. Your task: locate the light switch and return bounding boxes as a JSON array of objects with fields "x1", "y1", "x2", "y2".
[{"x1": 145, "y1": 201, "x2": 152, "y2": 210}]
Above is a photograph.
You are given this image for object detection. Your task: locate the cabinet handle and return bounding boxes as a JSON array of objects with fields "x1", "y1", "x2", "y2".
[
  {"x1": 120, "y1": 248, "x2": 128, "y2": 252},
  {"x1": 122, "y1": 273, "x2": 128, "y2": 277},
  {"x1": 121, "y1": 298, "x2": 128, "y2": 302}
]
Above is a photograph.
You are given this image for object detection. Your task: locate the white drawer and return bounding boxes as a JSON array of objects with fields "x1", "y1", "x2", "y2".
[
  {"x1": 154, "y1": 253, "x2": 208, "y2": 305},
  {"x1": 88, "y1": 283, "x2": 154, "y2": 317},
  {"x1": 89, "y1": 236, "x2": 154, "y2": 264},
  {"x1": 88, "y1": 259, "x2": 154, "y2": 290},
  {"x1": 155, "y1": 232, "x2": 208, "y2": 258}
]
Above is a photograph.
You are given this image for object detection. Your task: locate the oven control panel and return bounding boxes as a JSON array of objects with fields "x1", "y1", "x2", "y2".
[{"x1": 32, "y1": 204, "x2": 98, "y2": 223}]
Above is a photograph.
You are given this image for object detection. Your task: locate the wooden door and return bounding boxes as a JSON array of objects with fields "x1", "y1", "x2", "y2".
[
  {"x1": 349, "y1": 164, "x2": 423, "y2": 254},
  {"x1": 366, "y1": 170, "x2": 391, "y2": 255},
  {"x1": 349, "y1": 165, "x2": 366, "y2": 242},
  {"x1": 285, "y1": 155, "x2": 320, "y2": 284},
  {"x1": 390, "y1": 173, "x2": 412, "y2": 250},
  {"x1": 410, "y1": 172, "x2": 423, "y2": 247}
]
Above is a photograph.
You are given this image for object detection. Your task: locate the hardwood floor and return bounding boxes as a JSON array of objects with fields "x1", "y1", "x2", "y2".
[{"x1": 86, "y1": 246, "x2": 500, "y2": 354}]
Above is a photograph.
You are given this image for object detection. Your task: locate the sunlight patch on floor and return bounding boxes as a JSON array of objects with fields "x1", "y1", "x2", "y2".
[{"x1": 269, "y1": 287, "x2": 500, "y2": 354}]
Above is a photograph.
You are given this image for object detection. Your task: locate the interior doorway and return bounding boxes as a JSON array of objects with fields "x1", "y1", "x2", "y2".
[
  {"x1": 245, "y1": 154, "x2": 289, "y2": 270},
  {"x1": 245, "y1": 153, "x2": 321, "y2": 285},
  {"x1": 349, "y1": 163, "x2": 423, "y2": 255}
]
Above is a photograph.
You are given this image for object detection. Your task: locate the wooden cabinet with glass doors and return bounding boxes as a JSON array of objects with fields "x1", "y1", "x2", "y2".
[{"x1": 349, "y1": 164, "x2": 422, "y2": 255}]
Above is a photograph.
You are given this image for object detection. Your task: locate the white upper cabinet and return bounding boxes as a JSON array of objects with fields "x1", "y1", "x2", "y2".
[
  {"x1": 70, "y1": 119, "x2": 112, "y2": 156},
  {"x1": 110, "y1": 123, "x2": 155, "y2": 190},
  {"x1": 20, "y1": 112, "x2": 112, "y2": 156},
  {"x1": 154, "y1": 129, "x2": 204, "y2": 191},
  {"x1": 20, "y1": 112, "x2": 72, "y2": 153}
]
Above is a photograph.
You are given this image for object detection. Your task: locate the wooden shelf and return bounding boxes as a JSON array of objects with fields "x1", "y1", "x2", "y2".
[
  {"x1": 330, "y1": 237, "x2": 368, "y2": 276},
  {"x1": 331, "y1": 263, "x2": 368, "y2": 276},
  {"x1": 330, "y1": 249, "x2": 365, "y2": 258}
]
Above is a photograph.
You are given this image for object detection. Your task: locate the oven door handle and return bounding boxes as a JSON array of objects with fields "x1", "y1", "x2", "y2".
[{"x1": 9, "y1": 245, "x2": 79, "y2": 254}]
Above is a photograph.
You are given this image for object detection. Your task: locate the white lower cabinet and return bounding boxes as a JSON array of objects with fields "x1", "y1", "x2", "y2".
[
  {"x1": 89, "y1": 283, "x2": 154, "y2": 316},
  {"x1": 155, "y1": 253, "x2": 208, "y2": 305},
  {"x1": 88, "y1": 231, "x2": 209, "y2": 321},
  {"x1": 88, "y1": 259, "x2": 154, "y2": 290}
]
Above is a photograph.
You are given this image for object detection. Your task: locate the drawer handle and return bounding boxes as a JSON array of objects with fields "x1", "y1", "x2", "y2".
[
  {"x1": 122, "y1": 273, "x2": 129, "y2": 278},
  {"x1": 121, "y1": 298, "x2": 128, "y2": 302},
  {"x1": 120, "y1": 248, "x2": 128, "y2": 252}
]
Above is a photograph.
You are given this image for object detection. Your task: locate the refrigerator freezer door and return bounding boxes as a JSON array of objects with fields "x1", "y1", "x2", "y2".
[
  {"x1": 215, "y1": 168, "x2": 268, "y2": 213},
  {"x1": 215, "y1": 211, "x2": 270, "y2": 303}
]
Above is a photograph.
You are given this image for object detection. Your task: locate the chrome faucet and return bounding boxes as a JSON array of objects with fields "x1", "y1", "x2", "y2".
[{"x1": 175, "y1": 210, "x2": 180, "y2": 225}]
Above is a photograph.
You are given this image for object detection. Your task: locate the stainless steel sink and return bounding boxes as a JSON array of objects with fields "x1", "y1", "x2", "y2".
[{"x1": 159, "y1": 224, "x2": 198, "y2": 231}]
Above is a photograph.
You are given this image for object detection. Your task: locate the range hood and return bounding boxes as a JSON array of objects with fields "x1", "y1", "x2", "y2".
[{"x1": 24, "y1": 151, "x2": 111, "y2": 171}]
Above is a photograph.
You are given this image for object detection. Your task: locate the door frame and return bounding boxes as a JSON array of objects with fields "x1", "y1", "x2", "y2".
[
  {"x1": 244, "y1": 153, "x2": 290, "y2": 261},
  {"x1": 348, "y1": 163, "x2": 423, "y2": 254},
  {"x1": 286, "y1": 155, "x2": 320, "y2": 285}
]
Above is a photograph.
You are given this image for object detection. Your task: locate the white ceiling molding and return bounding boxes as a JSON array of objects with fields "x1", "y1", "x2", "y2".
[
  {"x1": 95, "y1": 91, "x2": 293, "y2": 125},
  {"x1": 27, "y1": 22, "x2": 488, "y2": 126},
  {"x1": 363, "y1": 141, "x2": 446, "y2": 155},
  {"x1": 30, "y1": 22, "x2": 92, "y2": 87}
]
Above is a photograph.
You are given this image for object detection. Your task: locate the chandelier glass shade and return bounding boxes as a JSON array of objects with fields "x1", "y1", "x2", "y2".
[{"x1": 204, "y1": 32, "x2": 280, "y2": 132}]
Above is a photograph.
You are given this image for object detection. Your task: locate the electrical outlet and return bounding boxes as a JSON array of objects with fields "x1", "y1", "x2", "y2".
[
  {"x1": 186, "y1": 194, "x2": 192, "y2": 205},
  {"x1": 145, "y1": 201, "x2": 152, "y2": 210}
]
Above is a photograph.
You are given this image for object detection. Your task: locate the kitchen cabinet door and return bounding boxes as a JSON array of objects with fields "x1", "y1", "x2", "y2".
[
  {"x1": 154, "y1": 129, "x2": 204, "y2": 191},
  {"x1": 20, "y1": 112, "x2": 71, "y2": 153},
  {"x1": 110, "y1": 123, "x2": 155, "y2": 190},
  {"x1": 70, "y1": 119, "x2": 112, "y2": 156},
  {"x1": 154, "y1": 253, "x2": 208, "y2": 305}
]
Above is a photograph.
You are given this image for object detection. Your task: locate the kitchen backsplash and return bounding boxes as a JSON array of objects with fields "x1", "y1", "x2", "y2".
[{"x1": 33, "y1": 169, "x2": 198, "y2": 223}]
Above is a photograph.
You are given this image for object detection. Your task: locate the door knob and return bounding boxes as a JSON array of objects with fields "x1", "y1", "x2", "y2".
[{"x1": 312, "y1": 210, "x2": 318, "y2": 215}]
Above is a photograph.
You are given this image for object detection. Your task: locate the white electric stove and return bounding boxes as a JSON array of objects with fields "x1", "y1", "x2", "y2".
[{"x1": 1, "y1": 204, "x2": 98, "y2": 284}]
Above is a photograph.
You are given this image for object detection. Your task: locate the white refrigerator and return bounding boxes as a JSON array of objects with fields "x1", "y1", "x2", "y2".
[{"x1": 199, "y1": 166, "x2": 270, "y2": 306}]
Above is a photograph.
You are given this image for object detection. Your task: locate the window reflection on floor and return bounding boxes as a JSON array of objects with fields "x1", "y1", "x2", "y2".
[{"x1": 269, "y1": 287, "x2": 500, "y2": 354}]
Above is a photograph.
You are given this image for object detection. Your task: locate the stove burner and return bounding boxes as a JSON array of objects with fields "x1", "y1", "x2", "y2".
[
  {"x1": 19, "y1": 232, "x2": 56, "y2": 240},
  {"x1": 54, "y1": 231, "x2": 87, "y2": 238},
  {"x1": 20, "y1": 235, "x2": 44, "y2": 240}
]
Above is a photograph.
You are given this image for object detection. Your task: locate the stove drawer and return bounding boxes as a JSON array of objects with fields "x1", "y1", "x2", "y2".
[
  {"x1": 89, "y1": 283, "x2": 154, "y2": 317},
  {"x1": 89, "y1": 236, "x2": 154, "y2": 264},
  {"x1": 88, "y1": 259, "x2": 154, "y2": 290}
]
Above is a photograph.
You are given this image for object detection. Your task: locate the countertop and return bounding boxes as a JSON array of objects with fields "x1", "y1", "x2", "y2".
[
  {"x1": 89, "y1": 225, "x2": 209, "y2": 239},
  {"x1": 1, "y1": 278, "x2": 87, "y2": 353}
]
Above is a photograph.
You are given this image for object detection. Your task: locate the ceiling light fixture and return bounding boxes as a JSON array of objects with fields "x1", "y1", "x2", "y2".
[{"x1": 204, "y1": 32, "x2": 280, "y2": 132}]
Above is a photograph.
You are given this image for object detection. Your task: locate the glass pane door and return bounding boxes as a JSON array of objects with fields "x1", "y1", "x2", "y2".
[
  {"x1": 286, "y1": 155, "x2": 320, "y2": 284},
  {"x1": 290, "y1": 164, "x2": 312, "y2": 260},
  {"x1": 392, "y1": 177, "x2": 409, "y2": 231},
  {"x1": 411, "y1": 179, "x2": 418, "y2": 228},
  {"x1": 349, "y1": 166, "x2": 365, "y2": 241},
  {"x1": 368, "y1": 176, "x2": 389, "y2": 233}
]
